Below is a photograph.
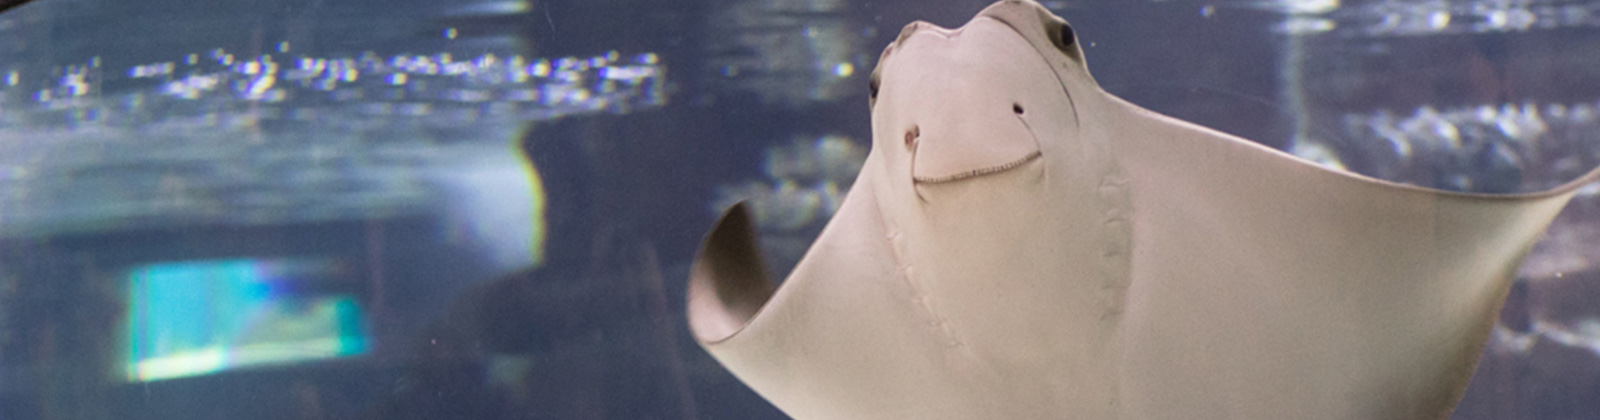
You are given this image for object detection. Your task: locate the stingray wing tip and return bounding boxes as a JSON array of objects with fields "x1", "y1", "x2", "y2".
[{"x1": 688, "y1": 202, "x2": 778, "y2": 344}]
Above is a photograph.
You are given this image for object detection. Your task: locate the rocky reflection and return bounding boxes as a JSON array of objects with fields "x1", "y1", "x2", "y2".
[
  {"x1": 1290, "y1": 100, "x2": 1600, "y2": 193},
  {"x1": 1459, "y1": 194, "x2": 1600, "y2": 420},
  {"x1": 703, "y1": 0, "x2": 872, "y2": 105},
  {"x1": 710, "y1": 134, "x2": 865, "y2": 277}
]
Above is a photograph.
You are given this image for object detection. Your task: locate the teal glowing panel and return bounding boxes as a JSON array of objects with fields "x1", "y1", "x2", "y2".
[{"x1": 125, "y1": 258, "x2": 368, "y2": 382}]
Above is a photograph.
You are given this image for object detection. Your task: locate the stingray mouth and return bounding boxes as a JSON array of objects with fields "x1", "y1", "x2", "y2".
[
  {"x1": 909, "y1": 105, "x2": 1045, "y2": 185},
  {"x1": 913, "y1": 150, "x2": 1041, "y2": 184}
]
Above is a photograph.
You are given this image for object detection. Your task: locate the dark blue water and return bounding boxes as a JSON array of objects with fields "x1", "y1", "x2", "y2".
[{"x1": 1, "y1": 0, "x2": 1599, "y2": 419}]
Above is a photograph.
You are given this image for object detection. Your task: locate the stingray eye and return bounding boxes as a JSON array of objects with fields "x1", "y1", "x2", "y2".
[
  {"x1": 1047, "y1": 18, "x2": 1078, "y2": 55},
  {"x1": 904, "y1": 125, "x2": 919, "y2": 149}
]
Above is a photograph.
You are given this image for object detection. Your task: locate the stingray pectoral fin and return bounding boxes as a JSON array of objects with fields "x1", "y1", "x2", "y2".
[
  {"x1": 687, "y1": 202, "x2": 776, "y2": 343},
  {"x1": 687, "y1": 176, "x2": 991, "y2": 419},
  {"x1": 1111, "y1": 101, "x2": 1600, "y2": 419}
]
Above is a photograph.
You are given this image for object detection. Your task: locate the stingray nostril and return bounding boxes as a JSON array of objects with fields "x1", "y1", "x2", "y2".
[
  {"x1": 1013, "y1": 103, "x2": 1025, "y2": 115},
  {"x1": 904, "y1": 125, "x2": 919, "y2": 149}
]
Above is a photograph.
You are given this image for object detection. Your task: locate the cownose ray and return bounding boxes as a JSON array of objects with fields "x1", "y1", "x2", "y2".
[{"x1": 687, "y1": 0, "x2": 1600, "y2": 418}]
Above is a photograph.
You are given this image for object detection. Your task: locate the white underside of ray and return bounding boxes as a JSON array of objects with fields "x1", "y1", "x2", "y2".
[{"x1": 686, "y1": 1, "x2": 1600, "y2": 419}]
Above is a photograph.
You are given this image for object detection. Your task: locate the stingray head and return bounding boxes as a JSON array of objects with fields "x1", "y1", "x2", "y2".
[
  {"x1": 864, "y1": 2, "x2": 1121, "y2": 248},
  {"x1": 857, "y1": 0, "x2": 1135, "y2": 359},
  {"x1": 869, "y1": 1, "x2": 1089, "y2": 197}
]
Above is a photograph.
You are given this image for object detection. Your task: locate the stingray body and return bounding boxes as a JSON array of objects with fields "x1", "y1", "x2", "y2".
[{"x1": 687, "y1": 1, "x2": 1600, "y2": 418}]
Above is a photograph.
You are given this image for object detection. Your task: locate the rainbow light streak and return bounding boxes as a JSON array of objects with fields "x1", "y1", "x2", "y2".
[{"x1": 125, "y1": 258, "x2": 368, "y2": 382}]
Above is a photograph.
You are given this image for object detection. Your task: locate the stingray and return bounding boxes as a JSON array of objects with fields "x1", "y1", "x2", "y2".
[{"x1": 686, "y1": 1, "x2": 1600, "y2": 418}]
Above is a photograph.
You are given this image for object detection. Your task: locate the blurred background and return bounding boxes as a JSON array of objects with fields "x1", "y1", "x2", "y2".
[{"x1": 0, "y1": 0, "x2": 1598, "y2": 418}]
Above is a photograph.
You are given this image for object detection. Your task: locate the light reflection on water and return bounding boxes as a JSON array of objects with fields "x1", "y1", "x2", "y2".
[
  {"x1": 0, "y1": 47, "x2": 664, "y2": 237},
  {"x1": 1147, "y1": 0, "x2": 1600, "y2": 36},
  {"x1": 1306, "y1": 0, "x2": 1600, "y2": 37}
]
